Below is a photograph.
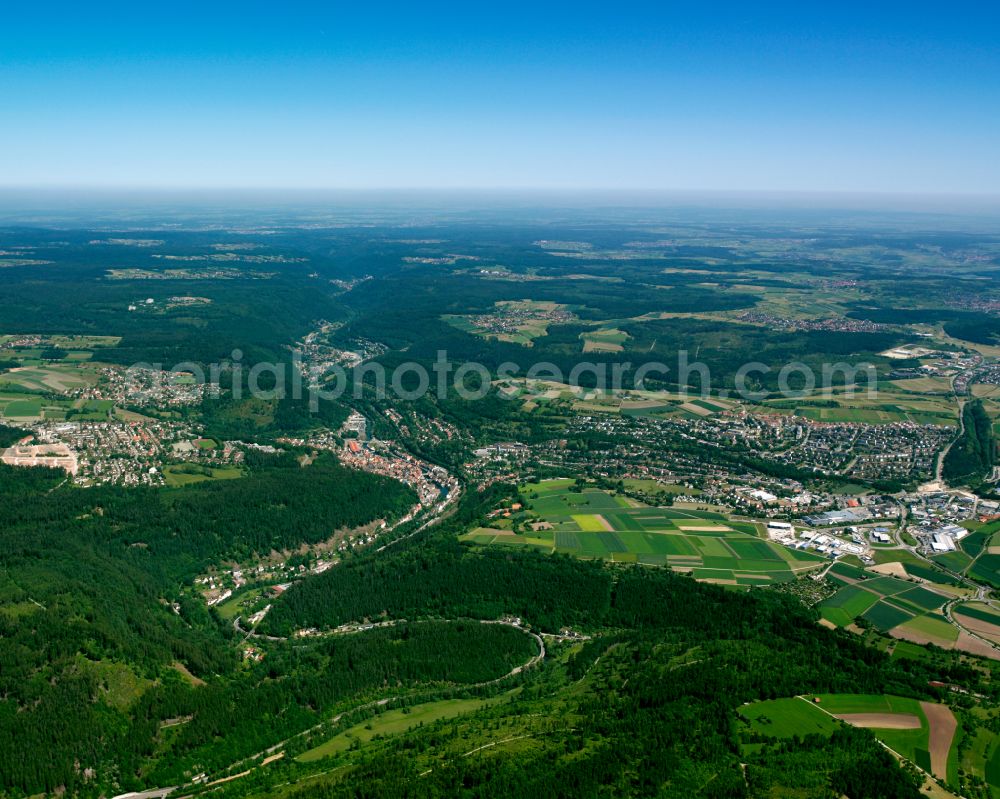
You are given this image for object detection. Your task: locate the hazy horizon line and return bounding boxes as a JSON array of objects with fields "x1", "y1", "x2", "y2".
[
  {"x1": 0, "y1": 185, "x2": 998, "y2": 216},
  {"x1": 1, "y1": 185, "x2": 998, "y2": 197}
]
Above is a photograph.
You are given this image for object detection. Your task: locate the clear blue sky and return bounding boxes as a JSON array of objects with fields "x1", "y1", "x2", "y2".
[{"x1": 2, "y1": 1, "x2": 998, "y2": 193}]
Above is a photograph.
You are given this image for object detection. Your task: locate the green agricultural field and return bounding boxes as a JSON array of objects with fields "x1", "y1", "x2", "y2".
[
  {"x1": 969, "y1": 552, "x2": 1000, "y2": 588},
  {"x1": 853, "y1": 575, "x2": 912, "y2": 596},
  {"x1": 1, "y1": 398, "x2": 43, "y2": 418},
  {"x1": 894, "y1": 586, "x2": 948, "y2": 613},
  {"x1": 823, "y1": 561, "x2": 977, "y2": 650},
  {"x1": 470, "y1": 480, "x2": 824, "y2": 582},
  {"x1": 580, "y1": 327, "x2": 629, "y2": 352},
  {"x1": 895, "y1": 613, "x2": 959, "y2": 643},
  {"x1": 931, "y1": 550, "x2": 973, "y2": 573},
  {"x1": 890, "y1": 376, "x2": 954, "y2": 394},
  {"x1": 0, "y1": 392, "x2": 78, "y2": 421},
  {"x1": 862, "y1": 600, "x2": 917, "y2": 631},
  {"x1": 822, "y1": 584, "x2": 880, "y2": 618},
  {"x1": 904, "y1": 559, "x2": 965, "y2": 585},
  {"x1": 0, "y1": 364, "x2": 99, "y2": 393},
  {"x1": 827, "y1": 561, "x2": 866, "y2": 581},
  {"x1": 572, "y1": 513, "x2": 610, "y2": 532},
  {"x1": 743, "y1": 693, "x2": 958, "y2": 781},
  {"x1": 70, "y1": 399, "x2": 114, "y2": 421},
  {"x1": 796, "y1": 407, "x2": 912, "y2": 424},
  {"x1": 819, "y1": 571, "x2": 954, "y2": 633},
  {"x1": 890, "y1": 641, "x2": 935, "y2": 662},
  {"x1": 808, "y1": 694, "x2": 923, "y2": 717},
  {"x1": 759, "y1": 388, "x2": 958, "y2": 426},
  {"x1": 953, "y1": 602, "x2": 1000, "y2": 626},
  {"x1": 819, "y1": 606, "x2": 854, "y2": 628},
  {"x1": 809, "y1": 694, "x2": 933, "y2": 771},
  {"x1": 962, "y1": 530, "x2": 993, "y2": 558}
]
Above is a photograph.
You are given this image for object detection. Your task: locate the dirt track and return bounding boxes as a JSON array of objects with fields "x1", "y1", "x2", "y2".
[
  {"x1": 835, "y1": 713, "x2": 921, "y2": 729},
  {"x1": 676, "y1": 525, "x2": 731, "y2": 532},
  {"x1": 594, "y1": 514, "x2": 615, "y2": 531},
  {"x1": 920, "y1": 701, "x2": 957, "y2": 779},
  {"x1": 868, "y1": 561, "x2": 910, "y2": 578},
  {"x1": 955, "y1": 631, "x2": 1000, "y2": 660}
]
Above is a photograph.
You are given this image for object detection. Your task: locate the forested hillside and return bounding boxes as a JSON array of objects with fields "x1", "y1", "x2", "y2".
[
  {"x1": 2, "y1": 467, "x2": 976, "y2": 797},
  {"x1": 0, "y1": 456, "x2": 416, "y2": 794},
  {"x1": 944, "y1": 400, "x2": 995, "y2": 484},
  {"x1": 204, "y1": 525, "x2": 979, "y2": 799}
]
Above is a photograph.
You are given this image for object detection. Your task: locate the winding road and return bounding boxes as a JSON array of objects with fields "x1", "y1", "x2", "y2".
[
  {"x1": 935, "y1": 398, "x2": 967, "y2": 486},
  {"x1": 194, "y1": 615, "x2": 545, "y2": 795}
]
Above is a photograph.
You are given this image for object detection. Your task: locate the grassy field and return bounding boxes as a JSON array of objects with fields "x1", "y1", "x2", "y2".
[
  {"x1": 298, "y1": 697, "x2": 500, "y2": 763},
  {"x1": 809, "y1": 695, "x2": 937, "y2": 774},
  {"x1": 738, "y1": 697, "x2": 841, "y2": 738},
  {"x1": 972, "y1": 384, "x2": 1000, "y2": 400},
  {"x1": 71, "y1": 399, "x2": 114, "y2": 421},
  {"x1": 580, "y1": 327, "x2": 629, "y2": 353},
  {"x1": 214, "y1": 587, "x2": 271, "y2": 621},
  {"x1": 890, "y1": 376, "x2": 954, "y2": 394},
  {"x1": 461, "y1": 480, "x2": 823, "y2": 584},
  {"x1": 163, "y1": 464, "x2": 245, "y2": 487},
  {"x1": 744, "y1": 693, "x2": 968, "y2": 784},
  {"x1": 620, "y1": 478, "x2": 702, "y2": 497},
  {"x1": 494, "y1": 377, "x2": 739, "y2": 419},
  {"x1": 0, "y1": 392, "x2": 88, "y2": 421},
  {"x1": 758, "y1": 387, "x2": 958, "y2": 426}
]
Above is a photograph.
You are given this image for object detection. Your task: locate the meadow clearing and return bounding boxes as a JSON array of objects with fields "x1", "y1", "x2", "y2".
[{"x1": 740, "y1": 693, "x2": 961, "y2": 783}]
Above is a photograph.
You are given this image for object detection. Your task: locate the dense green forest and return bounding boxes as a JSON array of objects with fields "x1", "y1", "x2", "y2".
[
  {"x1": 943, "y1": 400, "x2": 995, "y2": 484},
  {"x1": 0, "y1": 454, "x2": 416, "y2": 795},
  {"x1": 0, "y1": 223, "x2": 918, "y2": 392}
]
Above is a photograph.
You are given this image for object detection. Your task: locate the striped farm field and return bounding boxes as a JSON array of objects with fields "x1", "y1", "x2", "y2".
[
  {"x1": 822, "y1": 585, "x2": 880, "y2": 618},
  {"x1": 820, "y1": 569, "x2": 955, "y2": 645},
  {"x1": 953, "y1": 602, "x2": 1000, "y2": 626},
  {"x1": 460, "y1": 480, "x2": 825, "y2": 583}
]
